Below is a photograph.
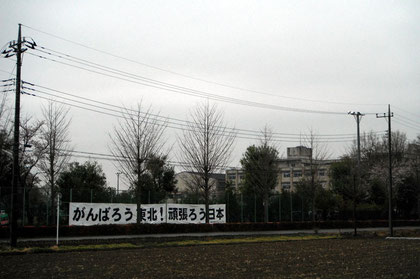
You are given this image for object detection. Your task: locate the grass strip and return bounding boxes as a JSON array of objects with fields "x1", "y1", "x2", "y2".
[
  {"x1": 0, "y1": 234, "x2": 340, "y2": 255},
  {"x1": 157, "y1": 234, "x2": 339, "y2": 247}
]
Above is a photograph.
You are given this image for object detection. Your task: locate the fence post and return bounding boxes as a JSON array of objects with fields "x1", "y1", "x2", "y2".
[
  {"x1": 240, "y1": 193, "x2": 243, "y2": 223},
  {"x1": 165, "y1": 197, "x2": 168, "y2": 223},
  {"x1": 46, "y1": 199, "x2": 49, "y2": 226},
  {"x1": 22, "y1": 187, "x2": 25, "y2": 226},
  {"x1": 56, "y1": 194, "x2": 60, "y2": 246},
  {"x1": 279, "y1": 194, "x2": 281, "y2": 222},
  {"x1": 301, "y1": 196, "x2": 304, "y2": 221},
  {"x1": 254, "y1": 193, "x2": 257, "y2": 223},
  {"x1": 290, "y1": 191, "x2": 293, "y2": 222},
  {"x1": 226, "y1": 191, "x2": 229, "y2": 223}
]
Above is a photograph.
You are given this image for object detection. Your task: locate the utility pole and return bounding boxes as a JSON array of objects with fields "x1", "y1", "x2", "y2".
[
  {"x1": 376, "y1": 105, "x2": 394, "y2": 237},
  {"x1": 116, "y1": 172, "x2": 121, "y2": 203},
  {"x1": 116, "y1": 172, "x2": 121, "y2": 194},
  {"x1": 10, "y1": 24, "x2": 22, "y2": 248},
  {"x1": 1, "y1": 24, "x2": 36, "y2": 247},
  {"x1": 348, "y1": 111, "x2": 364, "y2": 236}
]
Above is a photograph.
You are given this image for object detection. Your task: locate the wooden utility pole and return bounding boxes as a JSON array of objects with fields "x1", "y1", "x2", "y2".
[{"x1": 376, "y1": 105, "x2": 394, "y2": 237}]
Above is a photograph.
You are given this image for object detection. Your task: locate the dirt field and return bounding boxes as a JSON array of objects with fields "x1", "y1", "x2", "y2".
[{"x1": 1, "y1": 238, "x2": 419, "y2": 278}]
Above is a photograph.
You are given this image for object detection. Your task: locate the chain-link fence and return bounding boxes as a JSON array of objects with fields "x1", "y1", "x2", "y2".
[
  {"x1": 0, "y1": 187, "x2": 311, "y2": 226},
  {"x1": 0, "y1": 186, "x2": 410, "y2": 226},
  {"x1": 7, "y1": 184, "x2": 419, "y2": 226}
]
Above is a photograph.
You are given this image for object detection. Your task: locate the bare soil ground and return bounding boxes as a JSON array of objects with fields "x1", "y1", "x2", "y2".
[{"x1": 1, "y1": 238, "x2": 419, "y2": 278}]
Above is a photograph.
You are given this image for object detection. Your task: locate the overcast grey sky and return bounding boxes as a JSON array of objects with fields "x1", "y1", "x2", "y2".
[{"x1": 1, "y1": 0, "x2": 419, "y2": 190}]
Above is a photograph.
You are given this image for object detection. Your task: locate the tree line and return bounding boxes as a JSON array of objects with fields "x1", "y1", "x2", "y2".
[
  {"x1": 0, "y1": 98, "x2": 234, "y2": 225},
  {"x1": 235, "y1": 130, "x2": 420, "y2": 223},
  {"x1": 0, "y1": 92, "x2": 419, "y2": 225}
]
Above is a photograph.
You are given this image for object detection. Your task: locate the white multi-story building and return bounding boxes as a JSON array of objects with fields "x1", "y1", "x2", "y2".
[{"x1": 226, "y1": 146, "x2": 337, "y2": 193}]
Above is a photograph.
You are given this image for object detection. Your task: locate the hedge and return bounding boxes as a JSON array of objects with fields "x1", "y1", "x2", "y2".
[{"x1": 1, "y1": 220, "x2": 419, "y2": 239}]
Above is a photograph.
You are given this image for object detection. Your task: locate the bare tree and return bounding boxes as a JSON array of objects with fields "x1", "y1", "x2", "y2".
[
  {"x1": 38, "y1": 102, "x2": 72, "y2": 224},
  {"x1": 297, "y1": 129, "x2": 330, "y2": 222},
  {"x1": 0, "y1": 88, "x2": 13, "y2": 151},
  {"x1": 178, "y1": 102, "x2": 236, "y2": 223},
  {"x1": 19, "y1": 117, "x2": 45, "y2": 208},
  {"x1": 109, "y1": 103, "x2": 166, "y2": 224},
  {"x1": 20, "y1": 116, "x2": 46, "y2": 189},
  {"x1": 0, "y1": 90, "x2": 13, "y2": 185},
  {"x1": 0, "y1": 91, "x2": 11, "y2": 129},
  {"x1": 18, "y1": 116, "x2": 48, "y2": 224}
]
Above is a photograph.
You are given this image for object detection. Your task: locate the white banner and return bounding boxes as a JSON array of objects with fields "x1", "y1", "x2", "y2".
[{"x1": 69, "y1": 202, "x2": 225, "y2": 226}]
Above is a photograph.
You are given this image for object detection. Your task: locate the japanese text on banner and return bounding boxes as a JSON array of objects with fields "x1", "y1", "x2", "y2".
[{"x1": 69, "y1": 203, "x2": 225, "y2": 226}]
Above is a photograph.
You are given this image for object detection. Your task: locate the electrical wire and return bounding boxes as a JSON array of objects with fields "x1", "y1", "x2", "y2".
[
  {"x1": 65, "y1": 149, "x2": 342, "y2": 173},
  {"x1": 23, "y1": 90, "x2": 363, "y2": 144},
  {"x1": 394, "y1": 114, "x2": 420, "y2": 127},
  {"x1": 22, "y1": 84, "x2": 369, "y2": 143},
  {"x1": 65, "y1": 150, "x2": 230, "y2": 171},
  {"x1": 393, "y1": 105, "x2": 420, "y2": 119},
  {"x1": 22, "y1": 24, "x2": 386, "y2": 107},
  {"x1": 35, "y1": 94, "x2": 358, "y2": 143},
  {"x1": 22, "y1": 81, "x2": 378, "y2": 140},
  {"x1": 27, "y1": 51, "x2": 355, "y2": 116},
  {"x1": 393, "y1": 118, "x2": 420, "y2": 131}
]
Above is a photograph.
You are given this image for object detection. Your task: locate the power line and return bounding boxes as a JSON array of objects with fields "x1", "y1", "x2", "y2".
[
  {"x1": 394, "y1": 114, "x2": 420, "y2": 127},
  {"x1": 66, "y1": 149, "x2": 230, "y2": 171},
  {"x1": 27, "y1": 51, "x2": 355, "y2": 116},
  {"x1": 393, "y1": 118, "x2": 420, "y2": 131},
  {"x1": 393, "y1": 105, "x2": 420, "y2": 119},
  {"x1": 22, "y1": 24, "x2": 385, "y2": 107},
  {"x1": 66, "y1": 149, "x2": 343, "y2": 174},
  {"x1": 26, "y1": 90, "x2": 360, "y2": 144},
  {"x1": 24, "y1": 81, "x2": 375, "y2": 139}
]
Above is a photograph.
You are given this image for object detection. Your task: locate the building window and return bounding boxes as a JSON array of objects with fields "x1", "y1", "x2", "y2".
[
  {"x1": 319, "y1": 169, "x2": 326, "y2": 176},
  {"x1": 282, "y1": 182, "x2": 291, "y2": 191},
  {"x1": 283, "y1": 171, "x2": 290, "y2": 178},
  {"x1": 228, "y1": 175, "x2": 236, "y2": 180},
  {"x1": 293, "y1": 171, "x2": 302, "y2": 177}
]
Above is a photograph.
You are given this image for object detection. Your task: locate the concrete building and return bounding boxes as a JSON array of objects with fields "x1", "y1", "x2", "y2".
[
  {"x1": 225, "y1": 168, "x2": 245, "y2": 189},
  {"x1": 277, "y1": 146, "x2": 336, "y2": 192},
  {"x1": 175, "y1": 171, "x2": 226, "y2": 199},
  {"x1": 226, "y1": 146, "x2": 337, "y2": 193}
]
